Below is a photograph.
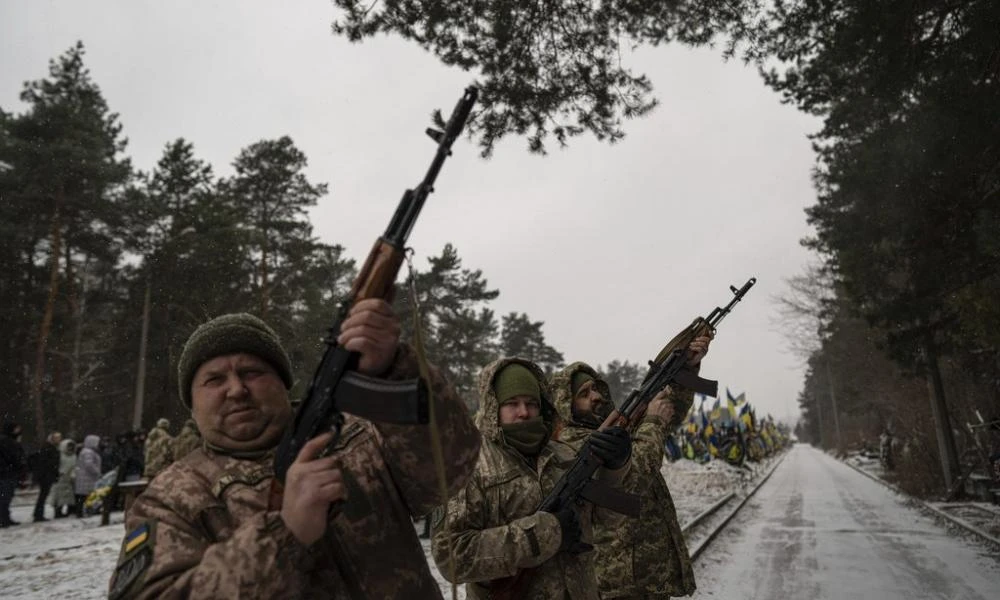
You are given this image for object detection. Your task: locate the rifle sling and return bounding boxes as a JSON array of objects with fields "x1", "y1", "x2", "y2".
[
  {"x1": 579, "y1": 479, "x2": 641, "y2": 517},
  {"x1": 672, "y1": 368, "x2": 718, "y2": 397},
  {"x1": 333, "y1": 371, "x2": 429, "y2": 424}
]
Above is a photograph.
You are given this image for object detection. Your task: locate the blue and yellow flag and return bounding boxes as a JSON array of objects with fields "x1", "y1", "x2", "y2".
[
  {"x1": 740, "y1": 403, "x2": 754, "y2": 432},
  {"x1": 727, "y1": 394, "x2": 738, "y2": 424}
]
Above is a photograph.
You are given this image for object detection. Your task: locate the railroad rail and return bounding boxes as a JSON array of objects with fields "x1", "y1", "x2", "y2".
[
  {"x1": 842, "y1": 457, "x2": 1000, "y2": 549},
  {"x1": 682, "y1": 451, "x2": 789, "y2": 561}
]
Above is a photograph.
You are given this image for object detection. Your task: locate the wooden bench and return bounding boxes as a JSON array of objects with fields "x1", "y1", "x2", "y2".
[{"x1": 101, "y1": 479, "x2": 149, "y2": 526}]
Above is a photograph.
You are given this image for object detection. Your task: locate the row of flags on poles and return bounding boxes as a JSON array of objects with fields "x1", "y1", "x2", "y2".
[
  {"x1": 673, "y1": 387, "x2": 789, "y2": 465},
  {"x1": 688, "y1": 387, "x2": 759, "y2": 433}
]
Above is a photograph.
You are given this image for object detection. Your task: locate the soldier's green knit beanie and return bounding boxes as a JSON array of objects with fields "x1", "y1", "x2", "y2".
[
  {"x1": 493, "y1": 363, "x2": 540, "y2": 403},
  {"x1": 571, "y1": 371, "x2": 595, "y2": 395},
  {"x1": 177, "y1": 313, "x2": 293, "y2": 409}
]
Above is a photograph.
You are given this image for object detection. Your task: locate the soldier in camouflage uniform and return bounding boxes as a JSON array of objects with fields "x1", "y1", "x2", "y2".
[
  {"x1": 171, "y1": 418, "x2": 202, "y2": 461},
  {"x1": 108, "y1": 304, "x2": 481, "y2": 599},
  {"x1": 550, "y1": 334, "x2": 710, "y2": 599},
  {"x1": 431, "y1": 357, "x2": 633, "y2": 599},
  {"x1": 143, "y1": 418, "x2": 174, "y2": 480}
]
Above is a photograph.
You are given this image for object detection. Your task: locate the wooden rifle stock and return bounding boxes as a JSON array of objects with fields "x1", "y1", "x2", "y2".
[{"x1": 351, "y1": 238, "x2": 406, "y2": 302}]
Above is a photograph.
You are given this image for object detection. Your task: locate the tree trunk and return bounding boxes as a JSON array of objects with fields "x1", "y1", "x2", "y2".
[
  {"x1": 825, "y1": 359, "x2": 843, "y2": 451},
  {"x1": 815, "y1": 391, "x2": 825, "y2": 449},
  {"x1": 31, "y1": 203, "x2": 62, "y2": 441},
  {"x1": 133, "y1": 280, "x2": 151, "y2": 429},
  {"x1": 923, "y1": 329, "x2": 960, "y2": 491},
  {"x1": 7, "y1": 236, "x2": 43, "y2": 423},
  {"x1": 66, "y1": 249, "x2": 83, "y2": 422},
  {"x1": 260, "y1": 237, "x2": 269, "y2": 318}
]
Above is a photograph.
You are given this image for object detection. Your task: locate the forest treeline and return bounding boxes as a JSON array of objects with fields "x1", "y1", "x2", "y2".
[{"x1": 0, "y1": 43, "x2": 649, "y2": 442}]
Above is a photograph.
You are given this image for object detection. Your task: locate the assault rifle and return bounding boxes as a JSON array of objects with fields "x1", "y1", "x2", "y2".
[
  {"x1": 540, "y1": 277, "x2": 756, "y2": 515},
  {"x1": 487, "y1": 277, "x2": 756, "y2": 599},
  {"x1": 272, "y1": 87, "x2": 479, "y2": 486}
]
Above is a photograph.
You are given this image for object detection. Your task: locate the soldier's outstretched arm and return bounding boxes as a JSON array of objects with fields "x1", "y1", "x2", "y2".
[
  {"x1": 666, "y1": 336, "x2": 708, "y2": 428},
  {"x1": 631, "y1": 413, "x2": 670, "y2": 477},
  {"x1": 107, "y1": 475, "x2": 314, "y2": 599},
  {"x1": 430, "y1": 477, "x2": 562, "y2": 583},
  {"x1": 667, "y1": 384, "x2": 696, "y2": 429},
  {"x1": 373, "y1": 343, "x2": 482, "y2": 516}
]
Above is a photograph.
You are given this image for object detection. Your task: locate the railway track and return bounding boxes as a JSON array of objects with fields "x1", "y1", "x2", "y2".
[
  {"x1": 843, "y1": 457, "x2": 1000, "y2": 549},
  {"x1": 925, "y1": 502, "x2": 1000, "y2": 546},
  {"x1": 681, "y1": 451, "x2": 789, "y2": 561}
]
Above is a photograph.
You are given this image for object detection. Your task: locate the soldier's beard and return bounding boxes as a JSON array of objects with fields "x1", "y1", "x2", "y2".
[{"x1": 573, "y1": 403, "x2": 612, "y2": 429}]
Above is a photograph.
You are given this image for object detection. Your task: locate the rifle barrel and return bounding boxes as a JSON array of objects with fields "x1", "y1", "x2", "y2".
[
  {"x1": 707, "y1": 277, "x2": 757, "y2": 329},
  {"x1": 388, "y1": 87, "x2": 479, "y2": 246}
]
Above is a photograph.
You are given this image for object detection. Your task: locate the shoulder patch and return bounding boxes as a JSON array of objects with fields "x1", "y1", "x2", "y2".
[
  {"x1": 212, "y1": 466, "x2": 271, "y2": 498},
  {"x1": 109, "y1": 521, "x2": 157, "y2": 600},
  {"x1": 124, "y1": 522, "x2": 151, "y2": 554}
]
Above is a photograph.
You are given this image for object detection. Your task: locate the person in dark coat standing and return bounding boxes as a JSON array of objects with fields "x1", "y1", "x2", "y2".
[
  {"x1": 30, "y1": 431, "x2": 62, "y2": 522},
  {"x1": 1, "y1": 420, "x2": 28, "y2": 527},
  {"x1": 121, "y1": 431, "x2": 145, "y2": 482},
  {"x1": 100, "y1": 436, "x2": 118, "y2": 475}
]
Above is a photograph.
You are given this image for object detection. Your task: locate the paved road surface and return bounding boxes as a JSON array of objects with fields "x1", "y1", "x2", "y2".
[{"x1": 692, "y1": 444, "x2": 1000, "y2": 600}]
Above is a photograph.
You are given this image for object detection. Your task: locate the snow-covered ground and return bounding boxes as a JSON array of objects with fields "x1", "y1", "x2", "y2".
[
  {"x1": 844, "y1": 451, "x2": 891, "y2": 483},
  {"x1": 692, "y1": 444, "x2": 1000, "y2": 599},
  {"x1": 846, "y1": 451, "x2": 1000, "y2": 539},
  {"x1": 0, "y1": 456, "x2": 754, "y2": 598},
  {"x1": 1, "y1": 493, "x2": 125, "y2": 599}
]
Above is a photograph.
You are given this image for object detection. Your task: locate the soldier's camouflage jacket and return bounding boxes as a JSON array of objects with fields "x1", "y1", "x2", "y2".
[
  {"x1": 550, "y1": 362, "x2": 697, "y2": 599},
  {"x1": 431, "y1": 357, "x2": 626, "y2": 600},
  {"x1": 171, "y1": 419, "x2": 202, "y2": 462},
  {"x1": 108, "y1": 344, "x2": 481, "y2": 600},
  {"x1": 143, "y1": 423, "x2": 174, "y2": 480}
]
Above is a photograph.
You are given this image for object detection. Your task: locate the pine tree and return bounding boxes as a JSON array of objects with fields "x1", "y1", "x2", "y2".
[
  {"x1": 0, "y1": 42, "x2": 132, "y2": 438},
  {"x1": 752, "y1": 0, "x2": 1000, "y2": 488},
  {"x1": 498, "y1": 312, "x2": 564, "y2": 375},
  {"x1": 397, "y1": 244, "x2": 500, "y2": 410},
  {"x1": 330, "y1": 0, "x2": 760, "y2": 154},
  {"x1": 225, "y1": 136, "x2": 328, "y2": 319},
  {"x1": 597, "y1": 359, "x2": 645, "y2": 406}
]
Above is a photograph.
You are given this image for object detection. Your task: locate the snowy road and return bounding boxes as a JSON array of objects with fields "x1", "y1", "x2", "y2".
[{"x1": 692, "y1": 444, "x2": 1000, "y2": 600}]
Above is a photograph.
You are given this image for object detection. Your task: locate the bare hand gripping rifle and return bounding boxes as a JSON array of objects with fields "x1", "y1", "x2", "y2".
[
  {"x1": 488, "y1": 277, "x2": 756, "y2": 599},
  {"x1": 272, "y1": 87, "x2": 479, "y2": 488}
]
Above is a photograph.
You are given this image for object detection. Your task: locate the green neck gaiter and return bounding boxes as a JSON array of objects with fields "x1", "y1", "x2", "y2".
[{"x1": 501, "y1": 416, "x2": 550, "y2": 456}]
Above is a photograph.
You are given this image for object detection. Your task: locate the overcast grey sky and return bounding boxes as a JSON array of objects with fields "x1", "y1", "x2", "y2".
[{"x1": 1, "y1": 0, "x2": 822, "y2": 424}]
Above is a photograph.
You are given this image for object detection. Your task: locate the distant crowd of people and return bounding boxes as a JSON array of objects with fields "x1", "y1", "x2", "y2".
[{"x1": 0, "y1": 417, "x2": 202, "y2": 527}]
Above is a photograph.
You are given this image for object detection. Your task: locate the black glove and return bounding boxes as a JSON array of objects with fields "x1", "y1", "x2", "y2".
[
  {"x1": 588, "y1": 427, "x2": 632, "y2": 470},
  {"x1": 546, "y1": 504, "x2": 592, "y2": 555}
]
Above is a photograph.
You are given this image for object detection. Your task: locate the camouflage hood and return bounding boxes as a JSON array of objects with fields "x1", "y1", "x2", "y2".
[
  {"x1": 435, "y1": 358, "x2": 624, "y2": 600},
  {"x1": 549, "y1": 362, "x2": 612, "y2": 429},
  {"x1": 551, "y1": 365, "x2": 698, "y2": 598},
  {"x1": 475, "y1": 357, "x2": 556, "y2": 445}
]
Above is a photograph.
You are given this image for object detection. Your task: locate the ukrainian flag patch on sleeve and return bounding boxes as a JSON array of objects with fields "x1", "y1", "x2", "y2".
[
  {"x1": 124, "y1": 523, "x2": 150, "y2": 553},
  {"x1": 109, "y1": 521, "x2": 157, "y2": 600}
]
